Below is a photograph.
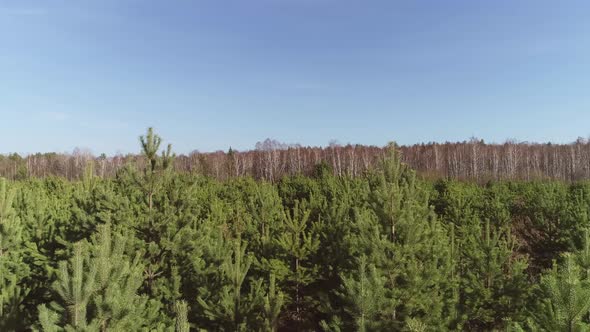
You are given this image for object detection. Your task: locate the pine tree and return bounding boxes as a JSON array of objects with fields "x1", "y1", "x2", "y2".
[
  {"x1": 371, "y1": 142, "x2": 406, "y2": 243},
  {"x1": 82, "y1": 161, "x2": 97, "y2": 193},
  {"x1": 138, "y1": 127, "x2": 175, "y2": 211},
  {"x1": 248, "y1": 183, "x2": 283, "y2": 253},
  {"x1": 0, "y1": 178, "x2": 22, "y2": 258},
  {"x1": 339, "y1": 255, "x2": 386, "y2": 332},
  {"x1": 367, "y1": 143, "x2": 456, "y2": 330},
  {"x1": 263, "y1": 274, "x2": 284, "y2": 332},
  {"x1": 276, "y1": 200, "x2": 320, "y2": 325},
  {"x1": 53, "y1": 241, "x2": 96, "y2": 329},
  {"x1": 140, "y1": 127, "x2": 163, "y2": 175},
  {"x1": 575, "y1": 229, "x2": 590, "y2": 280},
  {"x1": 528, "y1": 254, "x2": 590, "y2": 331},
  {"x1": 0, "y1": 178, "x2": 29, "y2": 329},
  {"x1": 406, "y1": 318, "x2": 428, "y2": 332},
  {"x1": 197, "y1": 240, "x2": 262, "y2": 331},
  {"x1": 518, "y1": 228, "x2": 590, "y2": 331},
  {"x1": 456, "y1": 217, "x2": 530, "y2": 329},
  {"x1": 174, "y1": 300, "x2": 190, "y2": 332},
  {"x1": 135, "y1": 127, "x2": 180, "y2": 301},
  {"x1": 38, "y1": 224, "x2": 167, "y2": 331}
]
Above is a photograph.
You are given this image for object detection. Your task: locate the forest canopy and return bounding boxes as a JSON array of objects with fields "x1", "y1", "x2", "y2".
[{"x1": 2, "y1": 128, "x2": 590, "y2": 331}]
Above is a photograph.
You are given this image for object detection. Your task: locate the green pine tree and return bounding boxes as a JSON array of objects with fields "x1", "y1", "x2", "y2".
[
  {"x1": 339, "y1": 255, "x2": 386, "y2": 332},
  {"x1": 276, "y1": 200, "x2": 320, "y2": 325},
  {"x1": 38, "y1": 224, "x2": 167, "y2": 331},
  {"x1": 457, "y1": 218, "x2": 530, "y2": 329},
  {"x1": 263, "y1": 274, "x2": 284, "y2": 332},
  {"x1": 197, "y1": 240, "x2": 262, "y2": 331},
  {"x1": 528, "y1": 254, "x2": 590, "y2": 331},
  {"x1": 174, "y1": 300, "x2": 190, "y2": 332},
  {"x1": 367, "y1": 143, "x2": 456, "y2": 330},
  {"x1": 138, "y1": 127, "x2": 175, "y2": 211},
  {"x1": 0, "y1": 178, "x2": 29, "y2": 330}
]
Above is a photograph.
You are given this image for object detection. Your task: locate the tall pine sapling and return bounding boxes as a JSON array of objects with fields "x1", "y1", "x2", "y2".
[
  {"x1": 368, "y1": 143, "x2": 456, "y2": 330},
  {"x1": 0, "y1": 178, "x2": 29, "y2": 328},
  {"x1": 263, "y1": 274, "x2": 284, "y2": 332},
  {"x1": 174, "y1": 300, "x2": 190, "y2": 332},
  {"x1": 340, "y1": 255, "x2": 386, "y2": 332},
  {"x1": 138, "y1": 127, "x2": 175, "y2": 211},
  {"x1": 528, "y1": 254, "x2": 590, "y2": 331},
  {"x1": 276, "y1": 200, "x2": 320, "y2": 323},
  {"x1": 197, "y1": 240, "x2": 262, "y2": 331},
  {"x1": 38, "y1": 224, "x2": 164, "y2": 331}
]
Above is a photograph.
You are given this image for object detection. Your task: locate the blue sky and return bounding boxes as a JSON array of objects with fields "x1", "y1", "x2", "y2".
[{"x1": 1, "y1": 0, "x2": 590, "y2": 155}]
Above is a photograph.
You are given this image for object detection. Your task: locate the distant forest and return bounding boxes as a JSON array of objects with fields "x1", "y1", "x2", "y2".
[{"x1": 3, "y1": 138, "x2": 590, "y2": 182}]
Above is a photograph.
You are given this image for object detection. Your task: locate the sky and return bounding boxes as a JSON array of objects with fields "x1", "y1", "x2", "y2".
[{"x1": 1, "y1": 0, "x2": 590, "y2": 155}]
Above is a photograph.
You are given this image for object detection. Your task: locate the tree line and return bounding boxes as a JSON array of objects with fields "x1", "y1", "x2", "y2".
[
  {"x1": 4, "y1": 137, "x2": 590, "y2": 182},
  {"x1": 4, "y1": 129, "x2": 590, "y2": 330}
]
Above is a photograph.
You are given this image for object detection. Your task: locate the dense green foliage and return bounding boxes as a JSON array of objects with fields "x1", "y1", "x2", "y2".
[{"x1": 4, "y1": 130, "x2": 590, "y2": 331}]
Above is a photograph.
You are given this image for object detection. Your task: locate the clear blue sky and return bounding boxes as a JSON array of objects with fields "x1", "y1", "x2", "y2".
[{"x1": 2, "y1": 0, "x2": 590, "y2": 155}]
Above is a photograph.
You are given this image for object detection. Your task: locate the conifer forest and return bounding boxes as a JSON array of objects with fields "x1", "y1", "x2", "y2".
[{"x1": 5, "y1": 128, "x2": 590, "y2": 332}]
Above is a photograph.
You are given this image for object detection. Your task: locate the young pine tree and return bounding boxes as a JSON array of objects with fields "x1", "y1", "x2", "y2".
[
  {"x1": 0, "y1": 178, "x2": 29, "y2": 329},
  {"x1": 197, "y1": 240, "x2": 263, "y2": 331},
  {"x1": 174, "y1": 300, "x2": 190, "y2": 332},
  {"x1": 457, "y1": 218, "x2": 530, "y2": 330},
  {"x1": 368, "y1": 143, "x2": 456, "y2": 330},
  {"x1": 526, "y1": 254, "x2": 590, "y2": 331},
  {"x1": 138, "y1": 127, "x2": 175, "y2": 212},
  {"x1": 263, "y1": 274, "x2": 284, "y2": 332},
  {"x1": 248, "y1": 182, "x2": 283, "y2": 254},
  {"x1": 133, "y1": 128, "x2": 181, "y2": 303},
  {"x1": 519, "y1": 229, "x2": 590, "y2": 331},
  {"x1": 37, "y1": 224, "x2": 167, "y2": 331},
  {"x1": 332, "y1": 255, "x2": 386, "y2": 332},
  {"x1": 276, "y1": 200, "x2": 320, "y2": 326}
]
